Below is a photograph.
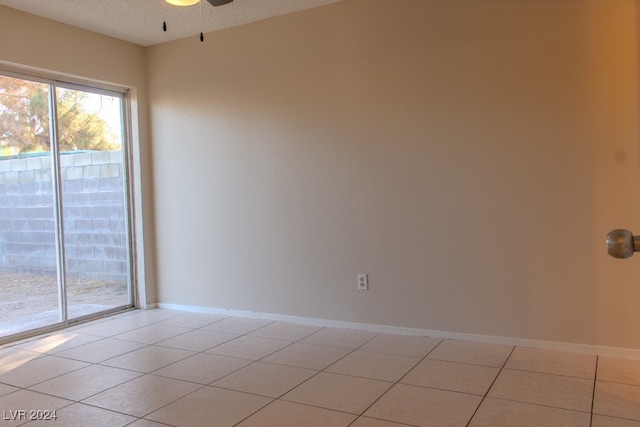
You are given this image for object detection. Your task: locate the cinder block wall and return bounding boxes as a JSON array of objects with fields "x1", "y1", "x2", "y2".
[{"x1": 0, "y1": 151, "x2": 128, "y2": 282}]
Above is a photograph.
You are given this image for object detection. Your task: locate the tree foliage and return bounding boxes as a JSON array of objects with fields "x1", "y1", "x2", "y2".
[{"x1": 0, "y1": 75, "x2": 119, "y2": 155}]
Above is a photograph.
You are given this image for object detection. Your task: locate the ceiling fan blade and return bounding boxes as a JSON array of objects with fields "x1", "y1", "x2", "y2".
[{"x1": 206, "y1": 0, "x2": 234, "y2": 6}]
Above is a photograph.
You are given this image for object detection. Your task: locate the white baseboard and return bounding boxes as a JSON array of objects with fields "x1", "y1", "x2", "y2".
[{"x1": 156, "y1": 303, "x2": 640, "y2": 359}]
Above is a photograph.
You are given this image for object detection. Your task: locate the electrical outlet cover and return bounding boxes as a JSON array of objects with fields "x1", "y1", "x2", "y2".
[{"x1": 357, "y1": 273, "x2": 368, "y2": 290}]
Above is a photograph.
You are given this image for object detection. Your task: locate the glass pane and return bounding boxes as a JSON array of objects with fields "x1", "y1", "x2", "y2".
[
  {"x1": 0, "y1": 75, "x2": 61, "y2": 337},
  {"x1": 57, "y1": 87, "x2": 131, "y2": 318}
]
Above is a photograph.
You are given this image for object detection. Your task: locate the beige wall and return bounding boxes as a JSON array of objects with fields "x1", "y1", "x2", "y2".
[
  {"x1": 0, "y1": 6, "x2": 156, "y2": 305},
  {"x1": 147, "y1": 0, "x2": 640, "y2": 349},
  {"x1": 3, "y1": 0, "x2": 640, "y2": 350}
]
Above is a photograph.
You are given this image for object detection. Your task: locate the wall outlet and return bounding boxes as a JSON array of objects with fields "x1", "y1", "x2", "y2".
[{"x1": 357, "y1": 273, "x2": 368, "y2": 290}]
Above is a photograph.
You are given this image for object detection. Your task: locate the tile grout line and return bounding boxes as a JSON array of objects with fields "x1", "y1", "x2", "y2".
[
  {"x1": 234, "y1": 326, "x2": 386, "y2": 425},
  {"x1": 465, "y1": 344, "x2": 516, "y2": 426},
  {"x1": 154, "y1": 319, "x2": 360, "y2": 425},
  {"x1": 39, "y1": 312, "x2": 216, "y2": 423},
  {"x1": 590, "y1": 355, "x2": 598, "y2": 427},
  {"x1": 94, "y1": 313, "x2": 243, "y2": 425},
  {"x1": 269, "y1": 326, "x2": 381, "y2": 396},
  {"x1": 104, "y1": 311, "x2": 234, "y2": 425},
  {"x1": 230, "y1": 325, "x2": 378, "y2": 427},
  {"x1": 346, "y1": 336, "x2": 447, "y2": 426}
]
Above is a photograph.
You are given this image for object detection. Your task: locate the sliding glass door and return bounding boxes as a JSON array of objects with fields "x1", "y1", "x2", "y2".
[
  {"x1": 0, "y1": 73, "x2": 134, "y2": 340},
  {"x1": 0, "y1": 77, "x2": 60, "y2": 335}
]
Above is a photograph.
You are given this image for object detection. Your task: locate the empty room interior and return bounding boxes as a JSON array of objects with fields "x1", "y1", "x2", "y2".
[{"x1": 1, "y1": 0, "x2": 640, "y2": 426}]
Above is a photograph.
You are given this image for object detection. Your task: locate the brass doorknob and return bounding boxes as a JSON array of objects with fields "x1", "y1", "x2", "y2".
[{"x1": 607, "y1": 229, "x2": 640, "y2": 259}]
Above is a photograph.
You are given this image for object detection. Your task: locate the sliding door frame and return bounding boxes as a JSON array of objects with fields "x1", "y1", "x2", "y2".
[{"x1": 0, "y1": 69, "x2": 138, "y2": 344}]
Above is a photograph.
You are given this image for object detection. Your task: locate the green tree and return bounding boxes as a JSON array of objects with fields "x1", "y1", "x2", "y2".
[{"x1": 0, "y1": 75, "x2": 119, "y2": 154}]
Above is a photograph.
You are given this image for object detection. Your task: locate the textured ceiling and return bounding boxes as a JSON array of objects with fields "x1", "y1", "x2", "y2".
[{"x1": 0, "y1": 0, "x2": 343, "y2": 46}]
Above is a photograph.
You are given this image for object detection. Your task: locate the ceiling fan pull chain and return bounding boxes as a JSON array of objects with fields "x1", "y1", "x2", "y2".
[
  {"x1": 162, "y1": 0, "x2": 168, "y2": 31},
  {"x1": 199, "y1": 0, "x2": 204, "y2": 41}
]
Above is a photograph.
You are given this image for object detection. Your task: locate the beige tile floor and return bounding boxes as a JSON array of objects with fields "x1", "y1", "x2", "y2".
[{"x1": 0, "y1": 309, "x2": 639, "y2": 426}]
